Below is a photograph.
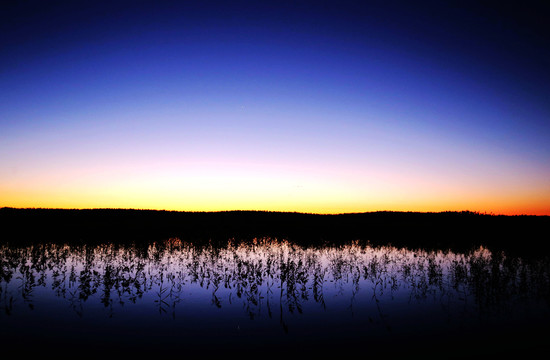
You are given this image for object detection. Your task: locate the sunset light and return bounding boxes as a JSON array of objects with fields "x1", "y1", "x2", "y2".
[
  {"x1": 1, "y1": 1, "x2": 549, "y2": 215},
  {"x1": 1, "y1": 2, "x2": 550, "y2": 357}
]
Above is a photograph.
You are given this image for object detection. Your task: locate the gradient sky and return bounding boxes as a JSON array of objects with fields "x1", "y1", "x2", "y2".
[{"x1": 1, "y1": 1, "x2": 549, "y2": 214}]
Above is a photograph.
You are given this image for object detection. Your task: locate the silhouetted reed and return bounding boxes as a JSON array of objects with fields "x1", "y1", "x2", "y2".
[{"x1": 1, "y1": 238, "x2": 549, "y2": 333}]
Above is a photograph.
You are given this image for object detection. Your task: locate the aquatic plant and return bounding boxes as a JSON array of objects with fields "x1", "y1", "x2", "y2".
[{"x1": 1, "y1": 238, "x2": 549, "y2": 332}]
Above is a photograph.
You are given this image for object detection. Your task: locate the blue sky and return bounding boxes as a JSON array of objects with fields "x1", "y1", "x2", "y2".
[{"x1": 1, "y1": 1, "x2": 549, "y2": 214}]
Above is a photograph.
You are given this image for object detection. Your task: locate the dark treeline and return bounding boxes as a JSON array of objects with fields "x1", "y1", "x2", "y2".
[{"x1": 0, "y1": 207, "x2": 548, "y2": 256}]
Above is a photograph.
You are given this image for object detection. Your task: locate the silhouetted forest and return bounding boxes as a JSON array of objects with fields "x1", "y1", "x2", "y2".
[{"x1": 1, "y1": 208, "x2": 547, "y2": 256}]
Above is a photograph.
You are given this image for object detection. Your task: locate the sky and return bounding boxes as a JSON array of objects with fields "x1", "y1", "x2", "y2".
[{"x1": 1, "y1": 0, "x2": 549, "y2": 215}]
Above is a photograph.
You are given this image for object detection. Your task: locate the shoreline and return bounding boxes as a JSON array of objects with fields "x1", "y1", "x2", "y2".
[{"x1": 1, "y1": 207, "x2": 548, "y2": 256}]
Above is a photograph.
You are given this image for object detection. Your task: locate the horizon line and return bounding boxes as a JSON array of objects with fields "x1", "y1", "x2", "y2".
[{"x1": 1, "y1": 206, "x2": 547, "y2": 217}]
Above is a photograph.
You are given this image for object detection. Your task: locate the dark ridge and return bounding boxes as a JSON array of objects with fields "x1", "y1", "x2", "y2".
[{"x1": 1, "y1": 207, "x2": 548, "y2": 256}]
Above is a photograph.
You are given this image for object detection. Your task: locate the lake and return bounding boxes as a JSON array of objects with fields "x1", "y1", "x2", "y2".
[{"x1": 1, "y1": 237, "x2": 549, "y2": 357}]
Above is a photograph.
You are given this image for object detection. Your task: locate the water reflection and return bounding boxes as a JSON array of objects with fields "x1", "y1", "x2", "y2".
[{"x1": 1, "y1": 238, "x2": 549, "y2": 355}]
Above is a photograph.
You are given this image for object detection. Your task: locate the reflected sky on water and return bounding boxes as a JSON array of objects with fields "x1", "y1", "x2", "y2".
[{"x1": 1, "y1": 238, "x2": 549, "y2": 356}]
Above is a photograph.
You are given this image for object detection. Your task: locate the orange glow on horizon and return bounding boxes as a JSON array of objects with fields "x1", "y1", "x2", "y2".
[
  {"x1": 1, "y1": 159, "x2": 549, "y2": 216},
  {"x1": 2, "y1": 191, "x2": 548, "y2": 216},
  {"x1": 2, "y1": 2, "x2": 550, "y2": 220}
]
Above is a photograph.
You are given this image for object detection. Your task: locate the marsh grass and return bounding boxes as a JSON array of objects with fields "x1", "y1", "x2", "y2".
[
  {"x1": 1, "y1": 239, "x2": 548, "y2": 321},
  {"x1": 1, "y1": 237, "x2": 549, "y2": 358}
]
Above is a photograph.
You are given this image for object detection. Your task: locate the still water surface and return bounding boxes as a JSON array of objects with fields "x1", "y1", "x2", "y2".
[{"x1": 1, "y1": 238, "x2": 549, "y2": 356}]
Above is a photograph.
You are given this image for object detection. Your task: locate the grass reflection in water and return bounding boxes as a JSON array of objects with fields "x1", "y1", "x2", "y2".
[{"x1": 1, "y1": 238, "x2": 549, "y2": 356}]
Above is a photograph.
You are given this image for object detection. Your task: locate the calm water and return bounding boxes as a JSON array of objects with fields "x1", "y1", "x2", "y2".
[{"x1": 1, "y1": 238, "x2": 549, "y2": 357}]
